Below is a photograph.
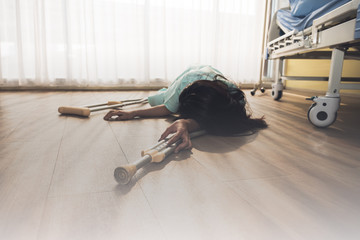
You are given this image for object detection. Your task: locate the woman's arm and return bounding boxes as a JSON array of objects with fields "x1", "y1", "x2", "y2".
[
  {"x1": 103, "y1": 104, "x2": 172, "y2": 121},
  {"x1": 159, "y1": 118, "x2": 200, "y2": 153}
]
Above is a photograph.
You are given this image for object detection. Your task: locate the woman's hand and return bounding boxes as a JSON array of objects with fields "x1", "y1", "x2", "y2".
[
  {"x1": 159, "y1": 119, "x2": 200, "y2": 153},
  {"x1": 103, "y1": 110, "x2": 134, "y2": 121}
]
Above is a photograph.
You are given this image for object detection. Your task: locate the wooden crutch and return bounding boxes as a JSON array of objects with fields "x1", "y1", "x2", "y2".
[
  {"x1": 114, "y1": 130, "x2": 206, "y2": 185},
  {"x1": 58, "y1": 98, "x2": 148, "y2": 117}
]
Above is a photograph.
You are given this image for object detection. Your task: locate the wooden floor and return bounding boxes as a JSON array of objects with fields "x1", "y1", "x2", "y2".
[{"x1": 0, "y1": 89, "x2": 359, "y2": 240}]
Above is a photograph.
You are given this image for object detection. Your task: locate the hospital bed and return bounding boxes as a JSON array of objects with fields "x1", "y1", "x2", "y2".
[{"x1": 254, "y1": 0, "x2": 360, "y2": 127}]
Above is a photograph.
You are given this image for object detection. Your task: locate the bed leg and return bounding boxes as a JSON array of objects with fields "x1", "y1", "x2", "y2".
[
  {"x1": 326, "y1": 48, "x2": 345, "y2": 98},
  {"x1": 307, "y1": 48, "x2": 344, "y2": 128},
  {"x1": 272, "y1": 58, "x2": 284, "y2": 100}
]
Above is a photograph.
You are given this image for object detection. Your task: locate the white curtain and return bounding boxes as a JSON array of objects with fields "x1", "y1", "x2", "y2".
[{"x1": 0, "y1": 0, "x2": 266, "y2": 88}]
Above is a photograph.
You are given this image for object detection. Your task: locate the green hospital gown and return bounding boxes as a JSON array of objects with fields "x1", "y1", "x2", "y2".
[{"x1": 147, "y1": 65, "x2": 237, "y2": 113}]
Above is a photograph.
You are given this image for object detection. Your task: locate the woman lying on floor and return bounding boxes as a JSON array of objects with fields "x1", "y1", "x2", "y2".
[{"x1": 103, "y1": 65, "x2": 267, "y2": 153}]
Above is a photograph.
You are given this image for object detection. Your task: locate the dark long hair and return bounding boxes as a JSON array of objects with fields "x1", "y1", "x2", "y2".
[{"x1": 178, "y1": 75, "x2": 267, "y2": 135}]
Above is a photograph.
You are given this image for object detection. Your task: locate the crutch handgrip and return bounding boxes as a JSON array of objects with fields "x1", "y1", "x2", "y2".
[
  {"x1": 141, "y1": 139, "x2": 166, "y2": 157},
  {"x1": 144, "y1": 149, "x2": 166, "y2": 163},
  {"x1": 58, "y1": 106, "x2": 91, "y2": 117},
  {"x1": 107, "y1": 101, "x2": 122, "y2": 105}
]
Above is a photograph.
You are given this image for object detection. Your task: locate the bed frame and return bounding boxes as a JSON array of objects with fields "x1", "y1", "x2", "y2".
[{"x1": 254, "y1": 0, "x2": 360, "y2": 127}]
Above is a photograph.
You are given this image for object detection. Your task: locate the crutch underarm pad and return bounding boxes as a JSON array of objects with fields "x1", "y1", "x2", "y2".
[{"x1": 58, "y1": 106, "x2": 91, "y2": 117}]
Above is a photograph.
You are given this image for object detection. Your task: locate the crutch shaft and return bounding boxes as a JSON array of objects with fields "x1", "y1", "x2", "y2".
[
  {"x1": 134, "y1": 154, "x2": 152, "y2": 169},
  {"x1": 58, "y1": 99, "x2": 148, "y2": 117},
  {"x1": 84, "y1": 98, "x2": 144, "y2": 108},
  {"x1": 84, "y1": 101, "x2": 119, "y2": 108},
  {"x1": 88, "y1": 99, "x2": 148, "y2": 112}
]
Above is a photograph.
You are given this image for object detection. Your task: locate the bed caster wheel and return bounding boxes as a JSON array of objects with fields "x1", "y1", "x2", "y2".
[
  {"x1": 307, "y1": 96, "x2": 339, "y2": 128},
  {"x1": 250, "y1": 89, "x2": 256, "y2": 96},
  {"x1": 272, "y1": 90, "x2": 283, "y2": 100},
  {"x1": 260, "y1": 87, "x2": 265, "y2": 93},
  {"x1": 272, "y1": 83, "x2": 283, "y2": 100}
]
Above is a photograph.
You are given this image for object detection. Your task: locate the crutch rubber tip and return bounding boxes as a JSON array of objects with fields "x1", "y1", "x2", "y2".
[
  {"x1": 114, "y1": 165, "x2": 137, "y2": 185},
  {"x1": 58, "y1": 106, "x2": 91, "y2": 117}
]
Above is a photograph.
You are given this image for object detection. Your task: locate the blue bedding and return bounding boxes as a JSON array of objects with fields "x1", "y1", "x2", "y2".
[{"x1": 277, "y1": 0, "x2": 351, "y2": 32}]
